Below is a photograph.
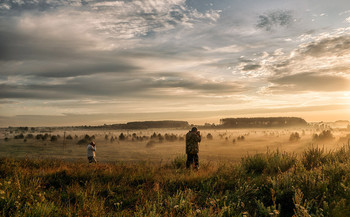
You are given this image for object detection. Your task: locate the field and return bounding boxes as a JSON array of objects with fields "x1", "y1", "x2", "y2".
[
  {"x1": 1, "y1": 127, "x2": 349, "y2": 163},
  {"x1": 1, "y1": 126, "x2": 350, "y2": 216}
]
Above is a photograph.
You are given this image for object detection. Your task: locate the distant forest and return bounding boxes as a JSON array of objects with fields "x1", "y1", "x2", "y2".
[
  {"x1": 109, "y1": 121, "x2": 190, "y2": 129},
  {"x1": 220, "y1": 117, "x2": 308, "y2": 128},
  {"x1": 6, "y1": 117, "x2": 310, "y2": 131}
]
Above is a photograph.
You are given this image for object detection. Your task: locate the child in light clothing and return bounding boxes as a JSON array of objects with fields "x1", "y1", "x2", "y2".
[{"x1": 87, "y1": 141, "x2": 97, "y2": 163}]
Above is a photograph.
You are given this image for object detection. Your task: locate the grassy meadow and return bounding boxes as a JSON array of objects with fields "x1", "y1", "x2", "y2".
[
  {"x1": 1, "y1": 127, "x2": 349, "y2": 162},
  {"x1": 1, "y1": 126, "x2": 350, "y2": 216}
]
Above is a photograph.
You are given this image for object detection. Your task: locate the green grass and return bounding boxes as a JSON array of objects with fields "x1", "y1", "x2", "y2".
[{"x1": 1, "y1": 146, "x2": 350, "y2": 216}]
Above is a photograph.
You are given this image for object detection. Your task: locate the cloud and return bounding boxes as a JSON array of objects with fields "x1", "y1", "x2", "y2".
[
  {"x1": 0, "y1": 73, "x2": 244, "y2": 100},
  {"x1": 268, "y1": 72, "x2": 350, "y2": 92},
  {"x1": 257, "y1": 10, "x2": 293, "y2": 31},
  {"x1": 242, "y1": 64, "x2": 261, "y2": 71},
  {"x1": 3, "y1": 60, "x2": 141, "y2": 78},
  {"x1": 297, "y1": 35, "x2": 350, "y2": 57}
]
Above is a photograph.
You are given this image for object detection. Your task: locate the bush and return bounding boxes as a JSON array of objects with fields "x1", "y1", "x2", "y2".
[
  {"x1": 50, "y1": 135, "x2": 58, "y2": 142},
  {"x1": 302, "y1": 146, "x2": 330, "y2": 170},
  {"x1": 266, "y1": 151, "x2": 297, "y2": 174},
  {"x1": 289, "y1": 132, "x2": 300, "y2": 142},
  {"x1": 110, "y1": 137, "x2": 115, "y2": 143},
  {"x1": 146, "y1": 140, "x2": 155, "y2": 148},
  {"x1": 14, "y1": 134, "x2": 24, "y2": 139},
  {"x1": 237, "y1": 135, "x2": 245, "y2": 141},
  {"x1": 42, "y1": 134, "x2": 49, "y2": 141},
  {"x1": 119, "y1": 133, "x2": 126, "y2": 141},
  {"x1": 206, "y1": 133, "x2": 213, "y2": 140},
  {"x1": 171, "y1": 155, "x2": 187, "y2": 169},
  {"x1": 26, "y1": 134, "x2": 34, "y2": 139},
  {"x1": 313, "y1": 130, "x2": 334, "y2": 141},
  {"x1": 77, "y1": 138, "x2": 89, "y2": 145},
  {"x1": 242, "y1": 154, "x2": 267, "y2": 175},
  {"x1": 165, "y1": 134, "x2": 178, "y2": 142}
]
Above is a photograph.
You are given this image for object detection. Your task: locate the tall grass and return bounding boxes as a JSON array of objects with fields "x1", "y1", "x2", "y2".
[{"x1": 1, "y1": 146, "x2": 350, "y2": 216}]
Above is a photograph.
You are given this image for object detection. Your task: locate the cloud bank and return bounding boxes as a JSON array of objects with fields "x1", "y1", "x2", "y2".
[{"x1": 1, "y1": 0, "x2": 350, "y2": 125}]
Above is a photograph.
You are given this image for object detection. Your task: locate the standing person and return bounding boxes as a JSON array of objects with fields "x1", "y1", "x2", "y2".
[
  {"x1": 186, "y1": 127, "x2": 201, "y2": 170},
  {"x1": 87, "y1": 141, "x2": 97, "y2": 163}
]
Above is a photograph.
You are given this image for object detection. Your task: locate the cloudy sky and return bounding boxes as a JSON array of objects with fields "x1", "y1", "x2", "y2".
[{"x1": 1, "y1": 0, "x2": 350, "y2": 126}]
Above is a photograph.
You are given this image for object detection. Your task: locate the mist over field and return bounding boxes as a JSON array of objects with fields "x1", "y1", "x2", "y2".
[
  {"x1": 1, "y1": 118, "x2": 349, "y2": 163},
  {"x1": 1, "y1": 119, "x2": 350, "y2": 216}
]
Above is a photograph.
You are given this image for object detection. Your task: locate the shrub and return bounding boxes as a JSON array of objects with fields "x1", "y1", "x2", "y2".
[
  {"x1": 146, "y1": 140, "x2": 155, "y2": 148},
  {"x1": 26, "y1": 134, "x2": 34, "y2": 139},
  {"x1": 42, "y1": 134, "x2": 49, "y2": 141},
  {"x1": 302, "y1": 146, "x2": 329, "y2": 170},
  {"x1": 289, "y1": 132, "x2": 300, "y2": 142},
  {"x1": 158, "y1": 134, "x2": 164, "y2": 142},
  {"x1": 266, "y1": 151, "x2": 297, "y2": 174},
  {"x1": 242, "y1": 154, "x2": 267, "y2": 175},
  {"x1": 50, "y1": 135, "x2": 58, "y2": 142},
  {"x1": 237, "y1": 135, "x2": 245, "y2": 141},
  {"x1": 119, "y1": 133, "x2": 126, "y2": 141},
  {"x1": 14, "y1": 134, "x2": 24, "y2": 139},
  {"x1": 171, "y1": 155, "x2": 187, "y2": 169},
  {"x1": 206, "y1": 133, "x2": 213, "y2": 140},
  {"x1": 313, "y1": 130, "x2": 334, "y2": 141},
  {"x1": 77, "y1": 138, "x2": 89, "y2": 145},
  {"x1": 165, "y1": 133, "x2": 178, "y2": 142},
  {"x1": 110, "y1": 137, "x2": 115, "y2": 143}
]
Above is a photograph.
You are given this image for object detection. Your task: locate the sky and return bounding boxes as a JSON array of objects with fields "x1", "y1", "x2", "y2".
[{"x1": 1, "y1": 0, "x2": 350, "y2": 127}]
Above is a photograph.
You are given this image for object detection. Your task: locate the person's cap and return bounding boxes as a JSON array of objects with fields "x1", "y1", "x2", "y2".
[{"x1": 191, "y1": 127, "x2": 197, "y2": 132}]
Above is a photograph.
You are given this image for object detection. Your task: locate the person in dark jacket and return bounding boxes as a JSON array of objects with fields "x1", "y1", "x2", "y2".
[{"x1": 185, "y1": 127, "x2": 201, "y2": 169}]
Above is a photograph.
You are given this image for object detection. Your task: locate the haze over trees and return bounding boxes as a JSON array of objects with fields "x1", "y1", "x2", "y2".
[{"x1": 220, "y1": 117, "x2": 308, "y2": 128}]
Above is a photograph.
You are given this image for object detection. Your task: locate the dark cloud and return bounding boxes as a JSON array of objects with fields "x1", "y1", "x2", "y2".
[
  {"x1": 0, "y1": 20, "x2": 99, "y2": 61},
  {"x1": 297, "y1": 35, "x2": 350, "y2": 57},
  {"x1": 33, "y1": 61, "x2": 139, "y2": 78},
  {"x1": 242, "y1": 64, "x2": 261, "y2": 71},
  {"x1": 257, "y1": 10, "x2": 293, "y2": 31},
  {"x1": 269, "y1": 72, "x2": 350, "y2": 92},
  {"x1": 0, "y1": 73, "x2": 243, "y2": 100}
]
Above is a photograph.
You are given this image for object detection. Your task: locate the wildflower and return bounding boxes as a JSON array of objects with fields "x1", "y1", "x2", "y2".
[
  {"x1": 196, "y1": 209, "x2": 201, "y2": 214},
  {"x1": 174, "y1": 205, "x2": 179, "y2": 209},
  {"x1": 0, "y1": 190, "x2": 4, "y2": 195}
]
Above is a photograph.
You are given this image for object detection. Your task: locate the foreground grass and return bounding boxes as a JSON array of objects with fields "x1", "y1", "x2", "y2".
[{"x1": 1, "y1": 146, "x2": 350, "y2": 216}]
